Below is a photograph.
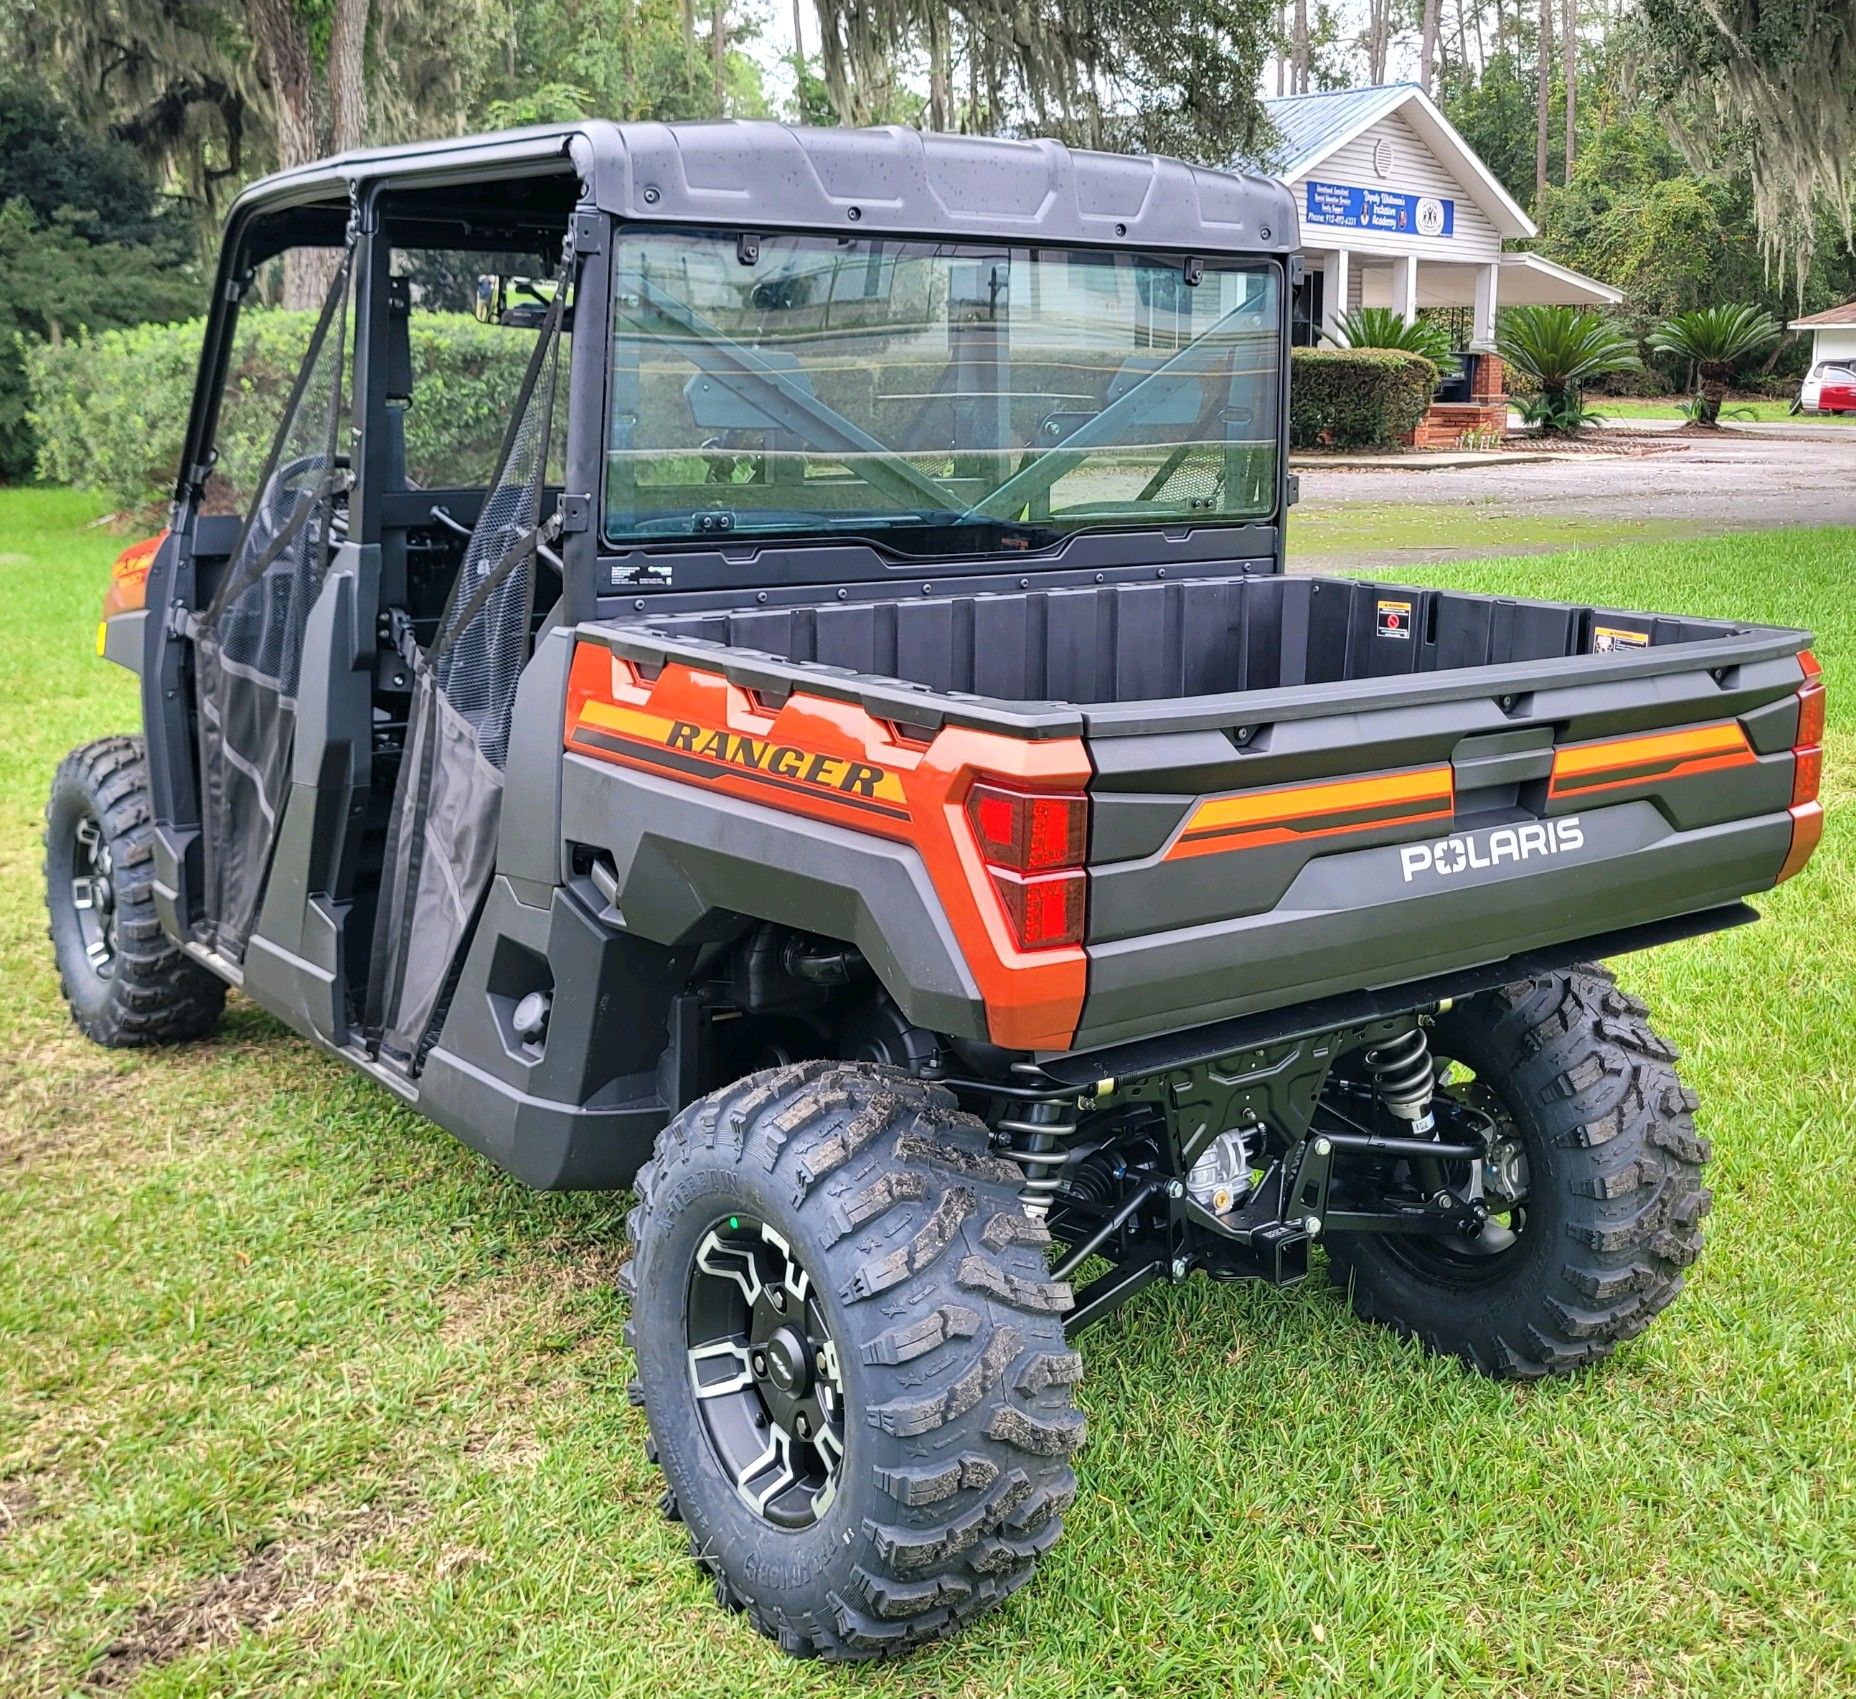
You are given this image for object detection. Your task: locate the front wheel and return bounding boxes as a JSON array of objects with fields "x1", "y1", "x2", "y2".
[
  {"x1": 1327, "y1": 966, "x2": 1711, "y2": 1378},
  {"x1": 44, "y1": 736, "x2": 225, "y2": 1047},
  {"x1": 620, "y1": 1062, "x2": 1084, "y2": 1659}
]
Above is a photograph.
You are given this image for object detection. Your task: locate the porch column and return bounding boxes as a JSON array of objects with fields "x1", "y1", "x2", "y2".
[
  {"x1": 1392, "y1": 254, "x2": 1419, "y2": 324},
  {"x1": 1321, "y1": 248, "x2": 1350, "y2": 343},
  {"x1": 1472, "y1": 260, "x2": 1499, "y2": 348}
]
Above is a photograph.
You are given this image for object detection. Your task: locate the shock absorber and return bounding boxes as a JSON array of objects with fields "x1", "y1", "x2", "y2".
[
  {"x1": 994, "y1": 1096, "x2": 1075, "y2": 1220},
  {"x1": 1366, "y1": 1024, "x2": 1448, "y2": 1198},
  {"x1": 1366, "y1": 1025, "x2": 1438, "y2": 1134}
]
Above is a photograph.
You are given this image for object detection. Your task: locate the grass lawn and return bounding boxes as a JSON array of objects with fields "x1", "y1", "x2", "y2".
[
  {"x1": 1596, "y1": 397, "x2": 1855, "y2": 426},
  {"x1": 1288, "y1": 499, "x2": 1705, "y2": 559},
  {"x1": 3, "y1": 486, "x2": 1853, "y2": 1697}
]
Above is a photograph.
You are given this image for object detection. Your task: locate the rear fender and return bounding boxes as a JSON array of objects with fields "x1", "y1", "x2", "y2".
[
  {"x1": 97, "y1": 531, "x2": 169, "y2": 675},
  {"x1": 560, "y1": 638, "x2": 1091, "y2": 1051}
]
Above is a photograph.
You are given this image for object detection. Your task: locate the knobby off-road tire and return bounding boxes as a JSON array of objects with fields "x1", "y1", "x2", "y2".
[
  {"x1": 44, "y1": 736, "x2": 225, "y2": 1047},
  {"x1": 620, "y1": 1061, "x2": 1085, "y2": 1659},
  {"x1": 1327, "y1": 965, "x2": 1711, "y2": 1379}
]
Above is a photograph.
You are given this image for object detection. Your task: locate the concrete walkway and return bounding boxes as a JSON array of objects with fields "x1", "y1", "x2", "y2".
[
  {"x1": 1294, "y1": 448, "x2": 1558, "y2": 471},
  {"x1": 1298, "y1": 428, "x2": 1856, "y2": 528}
]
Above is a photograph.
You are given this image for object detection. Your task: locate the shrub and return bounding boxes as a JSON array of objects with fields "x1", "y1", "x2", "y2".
[
  {"x1": 28, "y1": 310, "x2": 535, "y2": 511},
  {"x1": 1289, "y1": 347, "x2": 1438, "y2": 451},
  {"x1": 1325, "y1": 306, "x2": 1455, "y2": 368},
  {"x1": 1589, "y1": 365, "x2": 1680, "y2": 398},
  {"x1": 1495, "y1": 305, "x2": 1638, "y2": 435},
  {"x1": 1647, "y1": 303, "x2": 1783, "y2": 426}
]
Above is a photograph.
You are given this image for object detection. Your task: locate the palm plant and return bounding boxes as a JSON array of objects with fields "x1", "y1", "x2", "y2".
[
  {"x1": 1495, "y1": 305, "x2": 1639, "y2": 436},
  {"x1": 1326, "y1": 306, "x2": 1454, "y2": 368},
  {"x1": 1648, "y1": 304, "x2": 1783, "y2": 427}
]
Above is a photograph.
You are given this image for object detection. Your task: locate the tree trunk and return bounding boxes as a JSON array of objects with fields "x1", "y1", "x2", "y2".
[
  {"x1": 712, "y1": 0, "x2": 726, "y2": 111},
  {"x1": 792, "y1": 0, "x2": 806, "y2": 91},
  {"x1": 1761, "y1": 328, "x2": 1798, "y2": 375},
  {"x1": 1697, "y1": 372, "x2": 1726, "y2": 427},
  {"x1": 1276, "y1": 0, "x2": 1286, "y2": 94},
  {"x1": 1293, "y1": 0, "x2": 1308, "y2": 92},
  {"x1": 1367, "y1": 0, "x2": 1390, "y2": 82},
  {"x1": 1535, "y1": 0, "x2": 1551, "y2": 202},
  {"x1": 967, "y1": 10, "x2": 980, "y2": 130},
  {"x1": 682, "y1": 0, "x2": 697, "y2": 95},
  {"x1": 1561, "y1": 0, "x2": 1576, "y2": 181},
  {"x1": 1420, "y1": 0, "x2": 1441, "y2": 92},
  {"x1": 927, "y1": 3, "x2": 950, "y2": 130},
  {"x1": 329, "y1": 0, "x2": 369, "y2": 152},
  {"x1": 244, "y1": 0, "x2": 325, "y2": 308}
]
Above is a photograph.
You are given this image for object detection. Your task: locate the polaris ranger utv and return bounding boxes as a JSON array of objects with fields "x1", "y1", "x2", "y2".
[{"x1": 47, "y1": 122, "x2": 1824, "y2": 1659}]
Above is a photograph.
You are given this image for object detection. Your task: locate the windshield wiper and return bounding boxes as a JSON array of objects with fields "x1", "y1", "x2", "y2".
[{"x1": 621, "y1": 277, "x2": 964, "y2": 518}]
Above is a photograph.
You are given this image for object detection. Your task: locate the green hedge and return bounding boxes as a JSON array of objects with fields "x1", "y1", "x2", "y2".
[
  {"x1": 1288, "y1": 347, "x2": 1438, "y2": 451},
  {"x1": 27, "y1": 311, "x2": 534, "y2": 512}
]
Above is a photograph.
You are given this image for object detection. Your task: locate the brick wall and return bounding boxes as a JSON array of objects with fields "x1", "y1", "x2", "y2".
[
  {"x1": 1409, "y1": 399, "x2": 1510, "y2": 449},
  {"x1": 1470, "y1": 353, "x2": 1507, "y2": 399}
]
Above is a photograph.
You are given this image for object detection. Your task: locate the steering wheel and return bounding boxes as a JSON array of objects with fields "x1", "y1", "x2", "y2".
[{"x1": 252, "y1": 452, "x2": 351, "y2": 553}]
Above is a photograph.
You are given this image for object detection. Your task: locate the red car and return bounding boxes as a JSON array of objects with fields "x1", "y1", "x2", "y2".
[{"x1": 1796, "y1": 360, "x2": 1856, "y2": 414}]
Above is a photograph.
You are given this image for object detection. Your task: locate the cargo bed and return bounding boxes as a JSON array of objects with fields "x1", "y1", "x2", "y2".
[
  {"x1": 578, "y1": 572, "x2": 1818, "y2": 1054},
  {"x1": 615, "y1": 572, "x2": 1798, "y2": 724}
]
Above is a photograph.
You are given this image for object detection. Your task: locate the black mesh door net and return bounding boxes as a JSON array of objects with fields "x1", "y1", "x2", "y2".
[
  {"x1": 194, "y1": 247, "x2": 354, "y2": 960},
  {"x1": 366, "y1": 275, "x2": 568, "y2": 1072}
]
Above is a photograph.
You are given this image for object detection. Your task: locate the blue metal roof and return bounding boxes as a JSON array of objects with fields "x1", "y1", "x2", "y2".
[{"x1": 1257, "y1": 84, "x2": 1418, "y2": 178}]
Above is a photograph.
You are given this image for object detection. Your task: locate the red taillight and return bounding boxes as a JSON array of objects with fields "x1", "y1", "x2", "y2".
[
  {"x1": 989, "y1": 867, "x2": 1088, "y2": 948},
  {"x1": 965, "y1": 783, "x2": 1088, "y2": 873},
  {"x1": 1778, "y1": 650, "x2": 1826, "y2": 883},
  {"x1": 964, "y1": 779, "x2": 1087, "y2": 949},
  {"x1": 1792, "y1": 743, "x2": 1823, "y2": 808},
  {"x1": 1797, "y1": 679, "x2": 1826, "y2": 749}
]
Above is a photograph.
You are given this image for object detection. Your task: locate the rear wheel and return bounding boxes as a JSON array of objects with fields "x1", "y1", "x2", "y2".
[
  {"x1": 621, "y1": 1062, "x2": 1084, "y2": 1659},
  {"x1": 44, "y1": 737, "x2": 225, "y2": 1047},
  {"x1": 1327, "y1": 966, "x2": 1710, "y2": 1378}
]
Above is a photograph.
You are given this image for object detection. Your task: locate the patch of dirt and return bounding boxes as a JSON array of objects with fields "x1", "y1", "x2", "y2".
[
  {"x1": 1499, "y1": 433, "x2": 1684, "y2": 457},
  {"x1": 462, "y1": 1425, "x2": 546, "y2": 1477},
  {"x1": 81, "y1": 1502, "x2": 416, "y2": 1691},
  {"x1": 0, "y1": 1020, "x2": 278, "y2": 1173},
  {"x1": 0, "y1": 1480, "x2": 38, "y2": 1538}
]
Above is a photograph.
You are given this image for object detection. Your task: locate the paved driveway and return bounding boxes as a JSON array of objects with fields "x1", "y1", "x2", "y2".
[{"x1": 1292, "y1": 427, "x2": 1856, "y2": 571}]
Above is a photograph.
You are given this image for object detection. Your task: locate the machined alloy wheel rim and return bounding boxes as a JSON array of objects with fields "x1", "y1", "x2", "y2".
[
  {"x1": 685, "y1": 1215, "x2": 846, "y2": 1529},
  {"x1": 69, "y1": 814, "x2": 117, "y2": 980}
]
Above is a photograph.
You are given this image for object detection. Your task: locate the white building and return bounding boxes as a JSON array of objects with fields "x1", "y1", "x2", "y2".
[
  {"x1": 1259, "y1": 83, "x2": 1620, "y2": 357},
  {"x1": 1789, "y1": 301, "x2": 1856, "y2": 368}
]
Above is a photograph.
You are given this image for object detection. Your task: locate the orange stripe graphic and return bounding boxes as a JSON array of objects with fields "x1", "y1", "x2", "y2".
[
  {"x1": 1166, "y1": 765, "x2": 1455, "y2": 860},
  {"x1": 1548, "y1": 722, "x2": 1753, "y2": 800}
]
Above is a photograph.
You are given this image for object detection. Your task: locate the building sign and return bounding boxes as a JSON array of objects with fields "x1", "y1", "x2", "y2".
[{"x1": 1304, "y1": 180, "x2": 1454, "y2": 238}]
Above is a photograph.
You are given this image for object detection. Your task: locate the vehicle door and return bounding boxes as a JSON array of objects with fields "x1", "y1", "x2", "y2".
[
  {"x1": 362, "y1": 259, "x2": 573, "y2": 1075},
  {"x1": 172, "y1": 228, "x2": 358, "y2": 963}
]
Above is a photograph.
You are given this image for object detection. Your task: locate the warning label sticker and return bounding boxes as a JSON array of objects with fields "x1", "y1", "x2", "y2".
[
  {"x1": 1377, "y1": 598, "x2": 1413, "y2": 639},
  {"x1": 1593, "y1": 624, "x2": 1650, "y2": 652}
]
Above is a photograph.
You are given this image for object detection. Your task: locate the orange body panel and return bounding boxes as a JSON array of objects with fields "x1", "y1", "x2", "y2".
[
  {"x1": 1165, "y1": 765, "x2": 1455, "y2": 860},
  {"x1": 101, "y1": 531, "x2": 165, "y2": 622},
  {"x1": 564, "y1": 641, "x2": 1091, "y2": 1051}
]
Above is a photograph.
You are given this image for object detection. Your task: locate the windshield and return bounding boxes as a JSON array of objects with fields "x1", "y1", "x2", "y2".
[{"x1": 605, "y1": 229, "x2": 1281, "y2": 554}]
